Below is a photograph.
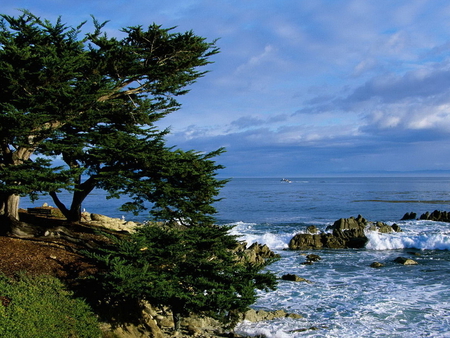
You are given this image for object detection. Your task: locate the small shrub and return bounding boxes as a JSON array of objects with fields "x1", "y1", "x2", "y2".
[{"x1": 0, "y1": 273, "x2": 101, "y2": 338}]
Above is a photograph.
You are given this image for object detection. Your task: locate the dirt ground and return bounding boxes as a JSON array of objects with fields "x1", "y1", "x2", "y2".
[
  {"x1": 0, "y1": 211, "x2": 106, "y2": 280},
  {"x1": 0, "y1": 235, "x2": 99, "y2": 279}
]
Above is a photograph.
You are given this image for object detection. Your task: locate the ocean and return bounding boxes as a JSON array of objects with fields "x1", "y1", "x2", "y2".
[{"x1": 21, "y1": 177, "x2": 450, "y2": 337}]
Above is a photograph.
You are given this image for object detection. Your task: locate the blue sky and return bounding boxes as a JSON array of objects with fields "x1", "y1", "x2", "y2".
[{"x1": 4, "y1": 1, "x2": 450, "y2": 177}]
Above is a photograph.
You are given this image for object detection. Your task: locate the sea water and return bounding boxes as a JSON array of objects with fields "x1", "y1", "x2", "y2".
[{"x1": 21, "y1": 177, "x2": 450, "y2": 337}]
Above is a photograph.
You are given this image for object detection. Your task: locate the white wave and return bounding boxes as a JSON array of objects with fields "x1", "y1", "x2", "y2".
[
  {"x1": 227, "y1": 222, "x2": 294, "y2": 250},
  {"x1": 365, "y1": 230, "x2": 450, "y2": 250}
]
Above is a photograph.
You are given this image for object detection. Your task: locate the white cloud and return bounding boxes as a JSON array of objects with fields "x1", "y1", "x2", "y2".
[{"x1": 5, "y1": 0, "x2": 450, "y2": 175}]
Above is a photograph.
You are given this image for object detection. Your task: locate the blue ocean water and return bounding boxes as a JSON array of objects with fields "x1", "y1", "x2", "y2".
[{"x1": 21, "y1": 177, "x2": 450, "y2": 337}]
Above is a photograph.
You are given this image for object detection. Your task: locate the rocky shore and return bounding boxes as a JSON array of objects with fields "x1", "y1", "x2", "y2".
[
  {"x1": 9, "y1": 208, "x2": 450, "y2": 337},
  {"x1": 402, "y1": 209, "x2": 450, "y2": 222},
  {"x1": 288, "y1": 215, "x2": 402, "y2": 250}
]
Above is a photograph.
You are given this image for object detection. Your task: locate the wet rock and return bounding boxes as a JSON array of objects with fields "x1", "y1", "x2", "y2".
[
  {"x1": 391, "y1": 224, "x2": 402, "y2": 232},
  {"x1": 401, "y1": 212, "x2": 417, "y2": 220},
  {"x1": 376, "y1": 222, "x2": 394, "y2": 233},
  {"x1": 289, "y1": 233, "x2": 323, "y2": 250},
  {"x1": 289, "y1": 215, "x2": 404, "y2": 251},
  {"x1": 328, "y1": 215, "x2": 369, "y2": 248},
  {"x1": 394, "y1": 257, "x2": 418, "y2": 265},
  {"x1": 306, "y1": 225, "x2": 319, "y2": 234},
  {"x1": 370, "y1": 262, "x2": 384, "y2": 268},
  {"x1": 281, "y1": 274, "x2": 312, "y2": 283},
  {"x1": 419, "y1": 210, "x2": 450, "y2": 222},
  {"x1": 306, "y1": 254, "x2": 321, "y2": 262},
  {"x1": 289, "y1": 215, "x2": 369, "y2": 250}
]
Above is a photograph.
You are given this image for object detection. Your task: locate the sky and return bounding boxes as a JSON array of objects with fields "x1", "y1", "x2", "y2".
[{"x1": 4, "y1": 0, "x2": 450, "y2": 177}]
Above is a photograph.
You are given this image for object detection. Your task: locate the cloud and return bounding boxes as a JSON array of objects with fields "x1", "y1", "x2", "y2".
[
  {"x1": 347, "y1": 66, "x2": 450, "y2": 103},
  {"x1": 5, "y1": 0, "x2": 450, "y2": 176}
]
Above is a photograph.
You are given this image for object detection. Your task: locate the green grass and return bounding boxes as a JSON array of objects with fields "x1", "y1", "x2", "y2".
[{"x1": 0, "y1": 273, "x2": 101, "y2": 338}]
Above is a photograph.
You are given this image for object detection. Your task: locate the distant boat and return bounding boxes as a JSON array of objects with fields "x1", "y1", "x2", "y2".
[{"x1": 281, "y1": 178, "x2": 292, "y2": 183}]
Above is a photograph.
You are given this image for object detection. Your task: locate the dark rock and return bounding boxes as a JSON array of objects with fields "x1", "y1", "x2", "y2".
[
  {"x1": 419, "y1": 210, "x2": 450, "y2": 222},
  {"x1": 391, "y1": 224, "x2": 402, "y2": 232},
  {"x1": 306, "y1": 254, "x2": 321, "y2": 262},
  {"x1": 281, "y1": 274, "x2": 312, "y2": 283},
  {"x1": 368, "y1": 221, "x2": 402, "y2": 233},
  {"x1": 329, "y1": 215, "x2": 368, "y2": 248},
  {"x1": 289, "y1": 215, "x2": 368, "y2": 250},
  {"x1": 394, "y1": 257, "x2": 418, "y2": 265},
  {"x1": 401, "y1": 212, "x2": 417, "y2": 220},
  {"x1": 289, "y1": 215, "x2": 403, "y2": 251},
  {"x1": 289, "y1": 233, "x2": 323, "y2": 250}
]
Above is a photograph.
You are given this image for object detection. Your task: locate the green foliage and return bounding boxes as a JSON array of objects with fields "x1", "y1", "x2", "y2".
[
  {"x1": 86, "y1": 225, "x2": 278, "y2": 327},
  {"x1": 147, "y1": 148, "x2": 229, "y2": 226},
  {"x1": 0, "y1": 10, "x2": 219, "y2": 221},
  {"x1": 0, "y1": 273, "x2": 101, "y2": 338},
  {"x1": 107, "y1": 147, "x2": 229, "y2": 226}
]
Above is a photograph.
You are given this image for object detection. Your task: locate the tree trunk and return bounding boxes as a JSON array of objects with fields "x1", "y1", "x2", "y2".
[
  {"x1": 0, "y1": 143, "x2": 35, "y2": 223},
  {"x1": 173, "y1": 311, "x2": 181, "y2": 332},
  {"x1": 50, "y1": 176, "x2": 97, "y2": 223},
  {"x1": 0, "y1": 193, "x2": 20, "y2": 220}
]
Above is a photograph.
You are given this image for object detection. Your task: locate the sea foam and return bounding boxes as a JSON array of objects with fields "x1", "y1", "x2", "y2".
[{"x1": 365, "y1": 230, "x2": 450, "y2": 250}]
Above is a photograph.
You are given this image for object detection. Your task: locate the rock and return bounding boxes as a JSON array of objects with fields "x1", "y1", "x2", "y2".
[
  {"x1": 240, "y1": 309, "x2": 302, "y2": 322},
  {"x1": 391, "y1": 224, "x2": 402, "y2": 232},
  {"x1": 329, "y1": 215, "x2": 369, "y2": 248},
  {"x1": 401, "y1": 212, "x2": 417, "y2": 220},
  {"x1": 376, "y1": 222, "x2": 393, "y2": 233},
  {"x1": 286, "y1": 313, "x2": 303, "y2": 319},
  {"x1": 181, "y1": 315, "x2": 221, "y2": 333},
  {"x1": 394, "y1": 257, "x2": 418, "y2": 265},
  {"x1": 85, "y1": 213, "x2": 141, "y2": 233},
  {"x1": 370, "y1": 262, "x2": 384, "y2": 268},
  {"x1": 306, "y1": 225, "x2": 319, "y2": 234},
  {"x1": 306, "y1": 254, "x2": 321, "y2": 262},
  {"x1": 234, "y1": 242, "x2": 280, "y2": 266},
  {"x1": 281, "y1": 274, "x2": 312, "y2": 283},
  {"x1": 419, "y1": 210, "x2": 450, "y2": 222},
  {"x1": 289, "y1": 215, "x2": 403, "y2": 250},
  {"x1": 290, "y1": 215, "x2": 368, "y2": 250},
  {"x1": 289, "y1": 233, "x2": 323, "y2": 250}
]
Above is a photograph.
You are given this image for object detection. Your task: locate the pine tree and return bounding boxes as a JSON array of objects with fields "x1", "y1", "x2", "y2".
[
  {"x1": 87, "y1": 224, "x2": 278, "y2": 330},
  {"x1": 0, "y1": 10, "x2": 218, "y2": 224}
]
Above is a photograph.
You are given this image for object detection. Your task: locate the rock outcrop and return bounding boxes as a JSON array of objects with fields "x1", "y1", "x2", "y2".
[
  {"x1": 419, "y1": 210, "x2": 450, "y2": 222},
  {"x1": 239, "y1": 308, "x2": 302, "y2": 322},
  {"x1": 234, "y1": 241, "x2": 280, "y2": 265},
  {"x1": 115, "y1": 303, "x2": 303, "y2": 338},
  {"x1": 401, "y1": 212, "x2": 417, "y2": 220},
  {"x1": 83, "y1": 212, "x2": 141, "y2": 233},
  {"x1": 394, "y1": 257, "x2": 418, "y2": 265},
  {"x1": 289, "y1": 215, "x2": 402, "y2": 250},
  {"x1": 281, "y1": 274, "x2": 312, "y2": 283}
]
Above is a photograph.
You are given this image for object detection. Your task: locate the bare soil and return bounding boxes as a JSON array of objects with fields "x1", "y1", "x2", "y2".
[{"x1": 0, "y1": 212, "x2": 107, "y2": 280}]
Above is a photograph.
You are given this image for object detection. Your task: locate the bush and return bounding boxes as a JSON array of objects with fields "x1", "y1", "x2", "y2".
[
  {"x1": 87, "y1": 224, "x2": 278, "y2": 330},
  {"x1": 0, "y1": 273, "x2": 101, "y2": 338}
]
